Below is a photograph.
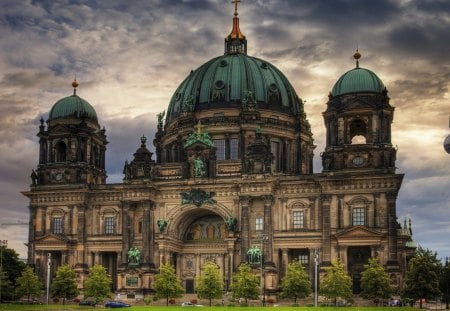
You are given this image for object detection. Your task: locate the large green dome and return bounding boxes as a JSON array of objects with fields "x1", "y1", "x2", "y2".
[
  {"x1": 49, "y1": 93, "x2": 98, "y2": 121},
  {"x1": 166, "y1": 53, "x2": 303, "y2": 122},
  {"x1": 331, "y1": 67, "x2": 385, "y2": 97}
]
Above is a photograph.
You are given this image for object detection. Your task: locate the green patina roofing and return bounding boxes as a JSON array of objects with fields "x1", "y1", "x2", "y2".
[
  {"x1": 331, "y1": 67, "x2": 385, "y2": 97},
  {"x1": 166, "y1": 53, "x2": 302, "y2": 121},
  {"x1": 49, "y1": 94, "x2": 98, "y2": 121}
]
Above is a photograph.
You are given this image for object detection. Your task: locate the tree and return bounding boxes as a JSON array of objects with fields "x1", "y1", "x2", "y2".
[
  {"x1": 15, "y1": 266, "x2": 42, "y2": 301},
  {"x1": 0, "y1": 268, "x2": 14, "y2": 302},
  {"x1": 51, "y1": 264, "x2": 79, "y2": 305},
  {"x1": 402, "y1": 247, "x2": 441, "y2": 308},
  {"x1": 230, "y1": 263, "x2": 259, "y2": 303},
  {"x1": 153, "y1": 263, "x2": 184, "y2": 306},
  {"x1": 0, "y1": 247, "x2": 26, "y2": 301},
  {"x1": 279, "y1": 260, "x2": 311, "y2": 303},
  {"x1": 439, "y1": 258, "x2": 450, "y2": 310},
  {"x1": 320, "y1": 259, "x2": 353, "y2": 305},
  {"x1": 360, "y1": 258, "x2": 393, "y2": 305},
  {"x1": 195, "y1": 261, "x2": 224, "y2": 306},
  {"x1": 83, "y1": 264, "x2": 112, "y2": 305}
]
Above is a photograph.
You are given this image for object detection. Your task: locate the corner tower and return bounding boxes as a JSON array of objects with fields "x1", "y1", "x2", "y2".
[
  {"x1": 322, "y1": 50, "x2": 396, "y2": 173},
  {"x1": 33, "y1": 80, "x2": 107, "y2": 186}
]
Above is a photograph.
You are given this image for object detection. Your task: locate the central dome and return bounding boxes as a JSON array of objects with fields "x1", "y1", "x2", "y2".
[{"x1": 166, "y1": 54, "x2": 302, "y2": 122}]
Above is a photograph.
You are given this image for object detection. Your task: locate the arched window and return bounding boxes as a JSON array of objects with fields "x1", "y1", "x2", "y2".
[
  {"x1": 347, "y1": 196, "x2": 370, "y2": 226},
  {"x1": 349, "y1": 119, "x2": 367, "y2": 144},
  {"x1": 55, "y1": 141, "x2": 67, "y2": 162}
]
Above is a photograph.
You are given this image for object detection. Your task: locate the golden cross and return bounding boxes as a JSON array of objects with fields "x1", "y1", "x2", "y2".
[
  {"x1": 232, "y1": 0, "x2": 241, "y2": 16},
  {"x1": 195, "y1": 120, "x2": 205, "y2": 134}
]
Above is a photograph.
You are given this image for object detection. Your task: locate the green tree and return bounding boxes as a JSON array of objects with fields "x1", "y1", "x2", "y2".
[
  {"x1": 153, "y1": 263, "x2": 184, "y2": 306},
  {"x1": 360, "y1": 258, "x2": 393, "y2": 305},
  {"x1": 83, "y1": 264, "x2": 112, "y2": 305},
  {"x1": 15, "y1": 266, "x2": 42, "y2": 301},
  {"x1": 440, "y1": 258, "x2": 450, "y2": 309},
  {"x1": 320, "y1": 259, "x2": 352, "y2": 305},
  {"x1": 279, "y1": 260, "x2": 311, "y2": 303},
  {"x1": 0, "y1": 268, "x2": 14, "y2": 302},
  {"x1": 230, "y1": 263, "x2": 259, "y2": 303},
  {"x1": 402, "y1": 247, "x2": 441, "y2": 308},
  {"x1": 0, "y1": 247, "x2": 26, "y2": 301},
  {"x1": 195, "y1": 261, "x2": 224, "y2": 306},
  {"x1": 50, "y1": 264, "x2": 79, "y2": 305}
]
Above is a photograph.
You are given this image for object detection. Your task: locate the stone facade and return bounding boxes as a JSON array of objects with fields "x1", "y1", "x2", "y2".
[{"x1": 22, "y1": 7, "x2": 415, "y2": 300}]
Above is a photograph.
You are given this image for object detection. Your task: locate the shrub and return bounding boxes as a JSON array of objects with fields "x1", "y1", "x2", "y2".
[
  {"x1": 143, "y1": 297, "x2": 152, "y2": 305},
  {"x1": 267, "y1": 298, "x2": 275, "y2": 304},
  {"x1": 291, "y1": 303, "x2": 299, "y2": 307},
  {"x1": 190, "y1": 298, "x2": 198, "y2": 304},
  {"x1": 169, "y1": 298, "x2": 176, "y2": 305}
]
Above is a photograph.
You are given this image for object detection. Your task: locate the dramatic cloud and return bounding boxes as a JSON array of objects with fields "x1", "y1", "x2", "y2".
[{"x1": 0, "y1": 0, "x2": 449, "y2": 260}]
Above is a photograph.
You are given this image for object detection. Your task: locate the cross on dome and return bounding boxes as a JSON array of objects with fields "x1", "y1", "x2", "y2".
[{"x1": 232, "y1": 0, "x2": 240, "y2": 16}]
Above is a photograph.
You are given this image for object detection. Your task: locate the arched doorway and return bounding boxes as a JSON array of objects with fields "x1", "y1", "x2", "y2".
[{"x1": 347, "y1": 246, "x2": 370, "y2": 294}]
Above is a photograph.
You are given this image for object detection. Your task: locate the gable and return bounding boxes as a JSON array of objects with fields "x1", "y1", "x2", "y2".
[{"x1": 334, "y1": 226, "x2": 383, "y2": 245}]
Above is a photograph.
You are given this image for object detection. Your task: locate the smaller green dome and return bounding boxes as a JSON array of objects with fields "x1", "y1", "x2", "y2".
[
  {"x1": 49, "y1": 94, "x2": 98, "y2": 121},
  {"x1": 331, "y1": 67, "x2": 384, "y2": 97}
]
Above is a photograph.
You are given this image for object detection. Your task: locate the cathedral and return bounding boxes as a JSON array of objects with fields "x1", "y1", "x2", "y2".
[{"x1": 23, "y1": 3, "x2": 416, "y2": 301}]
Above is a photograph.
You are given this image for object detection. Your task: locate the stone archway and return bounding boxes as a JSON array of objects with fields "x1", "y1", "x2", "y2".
[
  {"x1": 161, "y1": 204, "x2": 236, "y2": 293},
  {"x1": 347, "y1": 246, "x2": 371, "y2": 294}
]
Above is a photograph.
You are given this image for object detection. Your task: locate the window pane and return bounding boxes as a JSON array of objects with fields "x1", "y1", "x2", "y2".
[
  {"x1": 293, "y1": 211, "x2": 304, "y2": 229},
  {"x1": 255, "y1": 217, "x2": 263, "y2": 231},
  {"x1": 352, "y1": 208, "x2": 365, "y2": 226},
  {"x1": 53, "y1": 217, "x2": 62, "y2": 234},
  {"x1": 299, "y1": 254, "x2": 309, "y2": 265},
  {"x1": 214, "y1": 139, "x2": 225, "y2": 160},
  {"x1": 105, "y1": 217, "x2": 115, "y2": 234},
  {"x1": 270, "y1": 141, "x2": 280, "y2": 171},
  {"x1": 230, "y1": 138, "x2": 239, "y2": 160}
]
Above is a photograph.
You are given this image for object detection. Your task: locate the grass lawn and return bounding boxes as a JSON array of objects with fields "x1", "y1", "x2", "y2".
[{"x1": 0, "y1": 305, "x2": 417, "y2": 311}]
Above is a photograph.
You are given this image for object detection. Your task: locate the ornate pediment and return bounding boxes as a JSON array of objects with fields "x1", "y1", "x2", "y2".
[
  {"x1": 35, "y1": 233, "x2": 70, "y2": 244},
  {"x1": 334, "y1": 226, "x2": 383, "y2": 244}
]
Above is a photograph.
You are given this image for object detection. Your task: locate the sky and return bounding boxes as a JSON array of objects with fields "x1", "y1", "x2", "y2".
[{"x1": 0, "y1": 0, "x2": 449, "y2": 261}]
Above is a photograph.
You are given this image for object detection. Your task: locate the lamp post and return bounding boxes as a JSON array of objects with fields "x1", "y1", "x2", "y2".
[
  {"x1": 46, "y1": 253, "x2": 51, "y2": 305},
  {"x1": 314, "y1": 248, "x2": 319, "y2": 307},
  {"x1": 0, "y1": 240, "x2": 8, "y2": 304},
  {"x1": 258, "y1": 234, "x2": 268, "y2": 307},
  {"x1": 445, "y1": 257, "x2": 449, "y2": 310}
]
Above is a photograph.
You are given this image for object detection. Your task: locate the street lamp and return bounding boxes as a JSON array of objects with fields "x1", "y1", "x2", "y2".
[
  {"x1": 46, "y1": 253, "x2": 51, "y2": 305},
  {"x1": 258, "y1": 234, "x2": 268, "y2": 307},
  {"x1": 0, "y1": 240, "x2": 8, "y2": 304},
  {"x1": 314, "y1": 248, "x2": 320, "y2": 307}
]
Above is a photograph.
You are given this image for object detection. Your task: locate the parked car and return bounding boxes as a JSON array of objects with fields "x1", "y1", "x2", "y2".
[
  {"x1": 181, "y1": 302, "x2": 204, "y2": 307},
  {"x1": 105, "y1": 300, "x2": 131, "y2": 308},
  {"x1": 79, "y1": 297, "x2": 96, "y2": 306}
]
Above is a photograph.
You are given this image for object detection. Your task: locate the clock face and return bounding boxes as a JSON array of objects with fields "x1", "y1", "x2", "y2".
[
  {"x1": 352, "y1": 156, "x2": 364, "y2": 167},
  {"x1": 55, "y1": 173, "x2": 63, "y2": 181}
]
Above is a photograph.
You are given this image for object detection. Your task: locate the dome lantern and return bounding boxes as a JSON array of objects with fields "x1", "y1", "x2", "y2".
[{"x1": 225, "y1": 0, "x2": 247, "y2": 55}]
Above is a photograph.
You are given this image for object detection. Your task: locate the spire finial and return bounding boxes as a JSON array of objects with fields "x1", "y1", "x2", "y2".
[
  {"x1": 72, "y1": 74, "x2": 78, "y2": 95},
  {"x1": 225, "y1": 0, "x2": 247, "y2": 55},
  {"x1": 353, "y1": 48, "x2": 361, "y2": 68},
  {"x1": 232, "y1": 0, "x2": 240, "y2": 16}
]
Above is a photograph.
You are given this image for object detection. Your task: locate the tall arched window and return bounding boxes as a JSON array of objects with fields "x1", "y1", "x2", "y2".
[{"x1": 55, "y1": 141, "x2": 67, "y2": 162}]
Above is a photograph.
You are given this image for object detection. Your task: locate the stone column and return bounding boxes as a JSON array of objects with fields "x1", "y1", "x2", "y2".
[
  {"x1": 262, "y1": 195, "x2": 274, "y2": 263},
  {"x1": 77, "y1": 204, "x2": 86, "y2": 267},
  {"x1": 386, "y1": 192, "x2": 399, "y2": 265},
  {"x1": 239, "y1": 196, "x2": 251, "y2": 262},
  {"x1": 195, "y1": 254, "x2": 201, "y2": 277},
  {"x1": 281, "y1": 249, "x2": 288, "y2": 279},
  {"x1": 321, "y1": 195, "x2": 332, "y2": 265},
  {"x1": 141, "y1": 200, "x2": 154, "y2": 266},
  {"x1": 121, "y1": 201, "x2": 131, "y2": 265},
  {"x1": 27, "y1": 206, "x2": 36, "y2": 265}
]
